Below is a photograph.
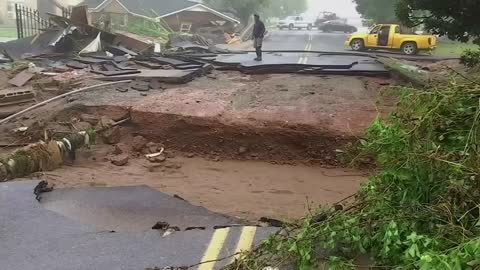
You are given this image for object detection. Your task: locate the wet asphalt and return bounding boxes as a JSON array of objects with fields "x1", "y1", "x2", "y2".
[
  {"x1": 263, "y1": 29, "x2": 350, "y2": 52},
  {"x1": 0, "y1": 181, "x2": 277, "y2": 270}
]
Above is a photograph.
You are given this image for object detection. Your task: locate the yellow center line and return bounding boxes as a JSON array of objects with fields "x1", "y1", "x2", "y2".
[
  {"x1": 198, "y1": 228, "x2": 230, "y2": 270},
  {"x1": 232, "y1": 226, "x2": 257, "y2": 262},
  {"x1": 303, "y1": 44, "x2": 312, "y2": 64}
]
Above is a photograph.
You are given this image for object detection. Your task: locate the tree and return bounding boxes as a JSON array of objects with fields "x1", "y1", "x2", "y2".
[
  {"x1": 203, "y1": 0, "x2": 270, "y2": 23},
  {"x1": 396, "y1": 0, "x2": 480, "y2": 45},
  {"x1": 266, "y1": 0, "x2": 308, "y2": 19},
  {"x1": 203, "y1": 0, "x2": 307, "y2": 23},
  {"x1": 352, "y1": 0, "x2": 399, "y2": 23}
]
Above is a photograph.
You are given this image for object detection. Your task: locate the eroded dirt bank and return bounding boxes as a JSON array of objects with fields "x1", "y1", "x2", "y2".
[
  {"x1": 42, "y1": 145, "x2": 366, "y2": 221},
  {"x1": 1, "y1": 72, "x2": 395, "y2": 221}
]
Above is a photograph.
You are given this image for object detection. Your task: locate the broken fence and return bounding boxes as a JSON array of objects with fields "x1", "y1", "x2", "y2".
[{"x1": 15, "y1": 4, "x2": 71, "y2": 39}]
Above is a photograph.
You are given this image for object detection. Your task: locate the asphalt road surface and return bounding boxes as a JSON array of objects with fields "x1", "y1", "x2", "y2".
[
  {"x1": 263, "y1": 29, "x2": 350, "y2": 52},
  {"x1": 1, "y1": 181, "x2": 276, "y2": 270}
]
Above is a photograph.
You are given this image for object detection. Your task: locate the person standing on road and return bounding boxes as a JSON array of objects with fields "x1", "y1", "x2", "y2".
[{"x1": 253, "y1": 14, "x2": 266, "y2": 61}]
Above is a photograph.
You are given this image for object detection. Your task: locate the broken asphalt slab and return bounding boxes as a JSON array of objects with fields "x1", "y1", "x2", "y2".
[
  {"x1": 211, "y1": 53, "x2": 388, "y2": 75},
  {"x1": 96, "y1": 69, "x2": 199, "y2": 83},
  {"x1": 0, "y1": 181, "x2": 277, "y2": 270},
  {"x1": 40, "y1": 185, "x2": 240, "y2": 232}
]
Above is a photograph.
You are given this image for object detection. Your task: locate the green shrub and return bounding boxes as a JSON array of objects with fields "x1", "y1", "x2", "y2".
[
  {"x1": 460, "y1": 49, "x2": 480, "y2": 68},
  {"x1": 232, "y1": 81, "x2": 480, "y2": 270}
]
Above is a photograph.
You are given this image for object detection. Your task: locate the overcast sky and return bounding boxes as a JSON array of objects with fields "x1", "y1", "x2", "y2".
[{"x1": 307, "y1": 0, "x2": 360, "y2": 19}]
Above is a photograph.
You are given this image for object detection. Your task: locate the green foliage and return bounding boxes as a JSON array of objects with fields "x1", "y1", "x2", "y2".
[
  {"x1": 233, "y1": 81, "x2": 480, "y2": 269},
  {"x1": 352, "y1": 0, "x2": 399, "y2": 23},
  {"x1": 461, "y1": 49, "x2": 480, "y2": 69},
  {"x1": 354, "y1": 0, "x2": 480, "y2": 45},
  {"x1": 396, "y1": 0, "x2": 480, "y2": 45},
  {"x1": 127, "y1": 18, "x2": 173, "y2": 43},
  {"x1": 203, "y1": 0, "x2": 307, "y2": 23},
  {"x1": 264, "y1": 0, "x2": 308, "y2": 19}
]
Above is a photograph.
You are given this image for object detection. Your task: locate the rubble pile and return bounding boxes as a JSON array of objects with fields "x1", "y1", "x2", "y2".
[
  {"x1": 0, "y1": 130, "x2": 95, "y2": 181},
  {"x1": 0, "y1": 6, "x2": 239, "y2": 121}
]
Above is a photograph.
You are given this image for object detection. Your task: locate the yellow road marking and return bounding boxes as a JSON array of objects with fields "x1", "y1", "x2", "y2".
[
  {"x1": 198, "y1": 228, "x2": 230, "y2": 270},
  {"x1": 232, "y1": 226, "x2": 257, "y2": 261},
  {"x1": 302, "y1": 44, "x2": 311, "y2": 64},
  {"x1": 297, "y1": 57, "x2": 304, "y2": 64}
]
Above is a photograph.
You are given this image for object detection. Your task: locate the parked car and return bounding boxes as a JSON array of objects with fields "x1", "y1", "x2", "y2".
[
  {"x1": 314, "y1": 11, "x2": 339, "y2": 28},
  {"x1": 277, "y1": 16, "x2": 314, "y2": 30},
  {"x1": 345, "y1": 24, "x2": 437, "y2": 55},
  {"x1": 318, "y1": 20, "x2": 357, "y2": 33}
]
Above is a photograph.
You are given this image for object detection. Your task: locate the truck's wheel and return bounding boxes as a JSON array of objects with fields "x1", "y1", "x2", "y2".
[
  {"x1": 401, "y1": 42, "x2": 418, "y2": 55},
  {"x1": 307, "y1": 24, "x2": 312, "y2": 30},
  {"x1": 351, "y1": 39, "x2": 365, "y2": 51},
  {"x1": 289, "y1": 24, "x2": 294, "y2": 30}
]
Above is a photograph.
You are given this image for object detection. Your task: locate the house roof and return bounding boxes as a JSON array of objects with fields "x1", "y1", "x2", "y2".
[{"x1": 80, "y1": 0, "x2": 239, "y2": 23}]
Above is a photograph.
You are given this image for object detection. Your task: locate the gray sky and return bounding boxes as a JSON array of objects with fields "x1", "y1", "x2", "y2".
[{"x1": 307, "y1": 0, "x2": 360, "y2": 19}]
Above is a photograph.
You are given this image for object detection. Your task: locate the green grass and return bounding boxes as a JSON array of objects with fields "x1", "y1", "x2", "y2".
[
  {"x1": 433, "y1": 39, "x2": 478, "y2": 57},
  {"x1": 0, "y1": 27, "x2": 17, "y2": 38}
]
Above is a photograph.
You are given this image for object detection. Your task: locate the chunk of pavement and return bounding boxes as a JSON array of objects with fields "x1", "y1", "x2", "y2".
[
  {"x1": 102, "y1": 126, "x2": 122, "y2": 144},
  {"x1": 151, "y1": 221, "x2": 170, "y2": 230},
  {"x1": 132, "y1": 135, "x2": 148, "y2": 152},
  {"x1": 115, "y1": 87, "x2": 129, "y2": 93},
  {"x1": 8, "y1": 70, "x2": 35, "y2": 87},
  {"x1": 149, "y1": 80, "x2": 165, "y2": 90},
  {"x1": 131, "y1": 81, "x2": 150, "y2": 92},
  {"x1": 111, "y1": 154, "x2": 129, "y2": 166},
  {"x1": 80, "y1": 113, "x2": 99, "y2": 125},
  {"x1": 147, "y1": 155, "x2": 166, "y2": 163},
  {"x1": 66, "y1": 61, "x2": 88, "y2": 69}
]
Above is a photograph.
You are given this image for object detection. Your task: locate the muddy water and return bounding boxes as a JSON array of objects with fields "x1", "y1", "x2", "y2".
[{"x1": 42, "y1": 147, "x2": 367, "y2": 221}]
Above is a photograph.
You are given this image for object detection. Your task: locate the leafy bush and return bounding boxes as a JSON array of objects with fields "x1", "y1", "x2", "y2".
[
  {"x1": 232, "y1": 82, "x2": 480, "y2": 269},
  {"x1": 460, "y1": 49, "x2": 480, "y2": 68},
  {"x1": 127, "y1": 19, "x2": 173, "y2": 43}
]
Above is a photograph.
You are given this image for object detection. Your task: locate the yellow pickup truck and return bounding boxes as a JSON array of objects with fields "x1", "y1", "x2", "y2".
[{"x1": 345, "y1": 24, "x2": 437, "y2": 55}]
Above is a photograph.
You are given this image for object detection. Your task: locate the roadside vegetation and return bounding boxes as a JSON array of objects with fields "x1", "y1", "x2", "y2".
[
  {"x1": 354, "y1": 0, "x2": 480, "y2": 58},
  {"x1": 203, "y1": 0, "x2": 307, "y2": 23},
  {"x1": 227, "y1": 1, "x2": 480, "y2": 268},
  {"x1": 434, "y1": 41, "x2": 479, "y2": 58},
  {"x1": 127, "y1": 19, "x2": 173, "y2": 44},
  {"x1": 231, "y1": 74, "x2": 480, "y2": 269},
  {"x1": 0, "y1": 27, "x2": 17, "y2": 38}
]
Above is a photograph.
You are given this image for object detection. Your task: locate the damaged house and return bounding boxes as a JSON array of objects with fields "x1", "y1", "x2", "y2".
[{"x1": 81, "y1": 0, "x2": 240, "y2": 34}]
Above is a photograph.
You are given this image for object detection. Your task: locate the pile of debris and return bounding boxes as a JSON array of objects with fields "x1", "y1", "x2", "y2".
[{"x1": 0, "y1": 6, "x2": 233, "y2": 118}]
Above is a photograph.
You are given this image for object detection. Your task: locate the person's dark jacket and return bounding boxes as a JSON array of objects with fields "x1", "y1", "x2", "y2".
[{"x1": 253, "y1": 21, "x2": 266, "y2": 38}]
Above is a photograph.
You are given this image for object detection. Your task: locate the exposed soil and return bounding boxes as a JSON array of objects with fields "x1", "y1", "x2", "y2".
[
  {"x1": 43, "y1": 72, "x2": 396, "y2": 165},
  {"x1": 0, "y1": 71, "x2": 395, "y2": 221},
  {"x1": 38, "y1": 145, "x2": 366, "y2": 221}
]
